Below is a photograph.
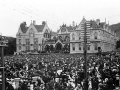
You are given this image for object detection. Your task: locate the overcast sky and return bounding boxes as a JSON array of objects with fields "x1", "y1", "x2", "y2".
[{"x1": 0, "y1": 0, "x2": 120, "y2": 37}]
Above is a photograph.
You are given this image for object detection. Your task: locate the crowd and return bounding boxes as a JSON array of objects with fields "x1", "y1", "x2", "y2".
[{"x1": 1, "y1": 51, "x2": 120, "y2": 90}]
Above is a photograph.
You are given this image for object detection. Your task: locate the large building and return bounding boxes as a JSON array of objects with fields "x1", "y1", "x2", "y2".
[
  {"x1": 16, "y1": 18, "x2": 118, "y2": 53},
  {"x1": 16, "y1": 21, "x2": 51, "y2": 52},
  {"x1": 70, "y1": 18, "x2": 118, "y2": 53}
]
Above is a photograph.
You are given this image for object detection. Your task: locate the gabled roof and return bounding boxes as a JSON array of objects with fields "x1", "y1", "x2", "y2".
[
  {"x1": 34, "y1": 24, "x2": 45, "y2": 32},
  {"x1": 90, "y1": 20, "x2": 98, "y2": 28},
  {"x1": 66, "y1": 26, "x2": 73, "y2": 31},
  {"x1": 89, "y1": 20, "x2": 109, "y2": 29}
]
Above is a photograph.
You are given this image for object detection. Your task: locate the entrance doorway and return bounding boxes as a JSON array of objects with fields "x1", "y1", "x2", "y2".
[{"x1": 55, "y1": 42, "x2": 62, "y2": 53}]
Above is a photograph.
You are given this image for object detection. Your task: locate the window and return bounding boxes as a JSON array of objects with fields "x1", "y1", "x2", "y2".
[
  {"x1": 72, "y1": 43, "x2": 75, "y2": 51},
  {"x1": 26, "y1": 46, "x2": 30, "y2": 51},
  {"x1": 65, "y1": 36, "x2": 69, "y2": 41},
  {"x1": 19, "y1": 46, "x2": 21, "y2": 50},
  {"x1": 59, "y1": 36, "x2": 62, "y2": 41},
  {"x1": 44, "y1": 33, "x2": 46, "y2": 38},
  {"x1": 61, "y1": 28, "x2": 66, "y2": 33},
  {"x1": 18, "y1": 39, "x2": 21, "y2": 44},
  {"x1": 94, "y1": 32, "x2": 98, "y2": 39},
  {"x1": 79, "y1": 44, "x2": 81, "y2": 50},
  {"x1": 94, "y1": 43, "x2": 98, "y2": 50},
  {"x1": 72, "y1": 33, "x2": 75, "y2": 40},
  {"x1": 87, "y1": 46, "x2": 90, "y2": 50},
  {"x1": 26, "y1": 39, "x2": 30, "y2": 45},
  {"x1": 34, "y1": 46, "x2": 38, "y2": 51},
  {"x1": 78, "y1": 32, "x2": 81, "y2": 40},
  {"x1": 34, "y1": 38, "x2": 38, "y2": 44},
  {"x1": 29, "y1": 29, "x2": 34, "y2": 37},
  {"x1": 18, "y1": 33, "x2": 21, "y2": 38}
]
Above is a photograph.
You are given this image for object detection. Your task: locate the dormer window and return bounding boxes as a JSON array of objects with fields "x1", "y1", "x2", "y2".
[
  {"x1": 61, "y1": 28, "x2": 66, "y2": 34},
  {"x1": 29, "y1": 28, "x2": 34, "y2": 37}
]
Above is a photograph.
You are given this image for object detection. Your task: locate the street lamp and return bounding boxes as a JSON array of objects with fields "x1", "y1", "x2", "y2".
[{"x1": 0, "y1": 33, "x2": 8, "y2": 90}]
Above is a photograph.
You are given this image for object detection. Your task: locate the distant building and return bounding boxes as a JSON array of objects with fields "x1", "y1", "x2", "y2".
[
  {"x1": 16, "y1": 20, "x2": 51, "y2": 52},
  {"x1": 16, "y1": 18, "x2": 118, "y2": 53}
]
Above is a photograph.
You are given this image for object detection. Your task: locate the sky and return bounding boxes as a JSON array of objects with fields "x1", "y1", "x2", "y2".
[{"x1": 0, "y1": 0, "x2": 120, "y2": 37}]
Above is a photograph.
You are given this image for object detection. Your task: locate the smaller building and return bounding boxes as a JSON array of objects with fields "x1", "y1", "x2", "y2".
[{"x1": 70, "y1": 18, "x2": 118, "y2": 53}]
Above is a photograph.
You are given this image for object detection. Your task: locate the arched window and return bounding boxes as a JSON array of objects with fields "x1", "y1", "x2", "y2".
[
  {"x1": 61, "y1": 28, "x2": 66, "y2": 33},
  {"x1": 59, "y1": 36, "x2": 62, "y2": 41},
  {"x1": 29, "y1": 29, "x2": 34, "y2": 37},
  {"x1": 65, "y1": 36, "x2": 69, "y2": 41},
  {"x1": 72, "y1": 33, "x2": 75, "y2": 40},
  {"x1": 77, "y1": 32, "x2": 81, "y2": 40},
  {"x1": 94, "y1": 43, "x2": 98, "y2": 50},
  {"x1": 94, "y1": 32, "x2": 98, "y2": 39}
]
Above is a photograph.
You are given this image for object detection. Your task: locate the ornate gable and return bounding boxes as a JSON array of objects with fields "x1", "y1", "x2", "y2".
[{"x1": 75, "y1": 17, "x2": 86, "y2": 31}]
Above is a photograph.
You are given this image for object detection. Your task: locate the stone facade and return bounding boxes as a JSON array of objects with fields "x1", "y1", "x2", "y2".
[
  {"x1": 70, "y1": 18, "x2": 118, "y2": 53},
  {"x1": 16, "y1": 21, "x2": 51, "y2": 52},
  {"x1": 16, "y1": 18, "x2": 118, "y2": 53}
]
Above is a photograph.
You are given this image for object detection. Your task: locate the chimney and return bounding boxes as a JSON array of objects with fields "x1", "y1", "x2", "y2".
[
  {"x1": 72, "y1": 21, "x2": 75, "y2": 27},
  {"x1": 33, "y1": 20, "x2": 36, "y2": 25},
  {"x1": 42, "y1": 21, "x2": 46, "y2": 25},
  {"x1": 96, "y1": 19, "x2": 100, "y2": 25}
]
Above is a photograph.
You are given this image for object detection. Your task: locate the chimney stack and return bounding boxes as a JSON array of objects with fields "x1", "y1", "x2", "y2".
[
  {"x1": 33, "y1": 20, "x2": 36, "y2": 25},
  {"x1": 72, "y1": 21, "x2": 75, "y2": 27},
  {"x1": 42, "y1": 21, "x2": 46, "y2": 25},
  {"x1": 96, "y1": 19, "x2": 100, "y2": 25}
]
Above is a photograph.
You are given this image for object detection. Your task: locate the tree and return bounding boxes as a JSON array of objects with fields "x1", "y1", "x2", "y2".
[
  {"x1": 45, "y1": 45, "x2": 50, "y2": 52},
  {"x1": 49, "y1": 45, "x2": 54, "y2": 52},
  {"x1": 63, "y1": 44, "x2": 70, "y2": 53},
  {"x1": 4, "y1": 38, "x2": 16, "y2": 55},
  {"x1": 116, "y1": 40, "x2": 120, "y2": 49}
]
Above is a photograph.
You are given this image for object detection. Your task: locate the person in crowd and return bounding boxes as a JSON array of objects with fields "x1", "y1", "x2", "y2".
[{"x1": 3, "y1": 51, "x2": 120, "y2": 90}]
